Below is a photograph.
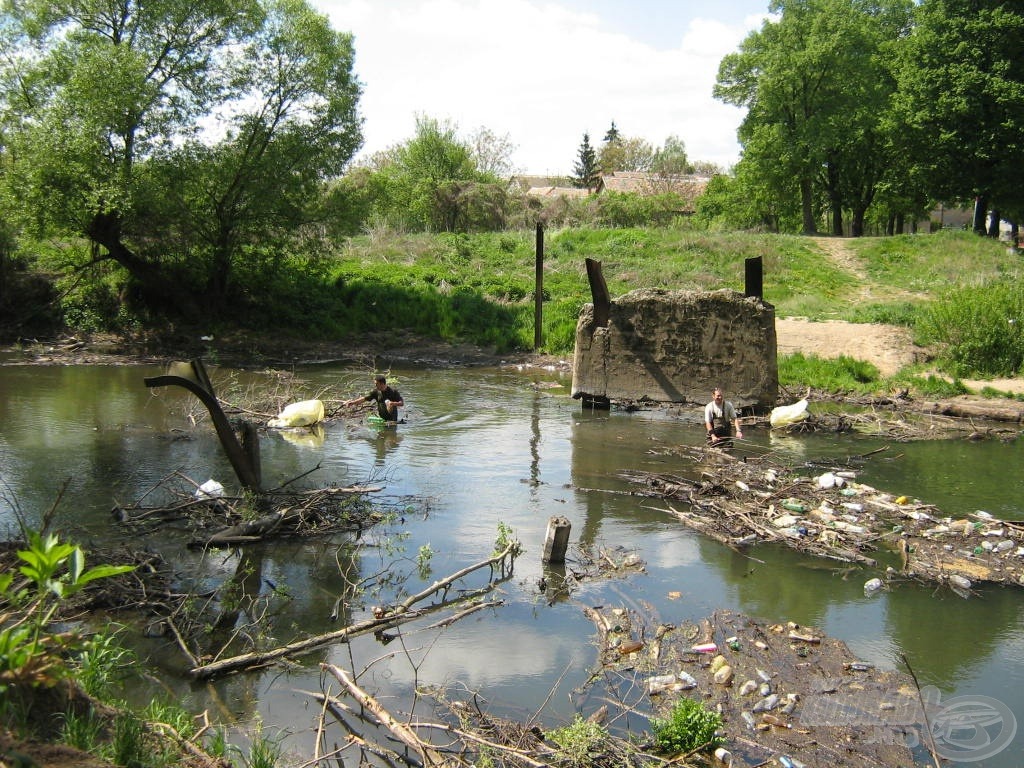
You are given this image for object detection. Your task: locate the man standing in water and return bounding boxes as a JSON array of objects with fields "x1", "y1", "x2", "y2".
[
  {"x1": 344, "y1": 374, "x2": 404, "y2": 422},
  {"x1": 704, "y1": 387, "x2": 742, "y2": 445}
]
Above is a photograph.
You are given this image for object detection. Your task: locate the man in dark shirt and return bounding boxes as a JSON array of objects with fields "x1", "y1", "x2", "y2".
[{"x1": 344, "y1": 374, "x2": 404, "y2": 422}]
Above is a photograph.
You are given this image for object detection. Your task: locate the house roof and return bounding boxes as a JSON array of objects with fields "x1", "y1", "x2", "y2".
[
  {"x1": 526, "y1": 186, "x2": 590, "y2": 199},
  {"x1": 597, "y1": 171, "x2": 711, "y2": 208}
]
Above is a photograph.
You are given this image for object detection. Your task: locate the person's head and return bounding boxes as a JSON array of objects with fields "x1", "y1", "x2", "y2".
[
  {"x1": 712, "y1": 387, "x2": 724, "y2": 405},
  {"x1": 374, "y1": 374, "x2": 387, "y2": 391}
]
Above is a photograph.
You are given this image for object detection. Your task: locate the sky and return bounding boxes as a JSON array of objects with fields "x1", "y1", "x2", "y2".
[{"x1": 309, "y1": 0, "x2": 772, "y2": 176}]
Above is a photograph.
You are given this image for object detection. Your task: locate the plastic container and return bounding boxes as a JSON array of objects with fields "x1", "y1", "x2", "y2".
[{"x1": 646, "y1": 674, "x2": 676, "y2": 694}]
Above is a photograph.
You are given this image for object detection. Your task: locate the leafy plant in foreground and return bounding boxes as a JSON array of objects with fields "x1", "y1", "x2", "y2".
[
  {"x1": 0, "y1": 532, "x2": 134, "y2": 693},
  {"x1": 650, "y1": 697, "x2": 723, "y2": 755}
]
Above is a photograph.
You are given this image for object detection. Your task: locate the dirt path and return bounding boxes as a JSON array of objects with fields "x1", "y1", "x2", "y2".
[{"x1": 777, "y1": 239, "x2": 1024, "y2": 395}]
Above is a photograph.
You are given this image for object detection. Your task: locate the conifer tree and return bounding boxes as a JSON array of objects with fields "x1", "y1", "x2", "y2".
[{"x1": 572, "y1": 132, "x2": 601, "y2": 191}]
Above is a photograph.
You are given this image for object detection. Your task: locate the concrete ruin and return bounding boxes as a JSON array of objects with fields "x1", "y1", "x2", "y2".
[{"x1": 570, "y1": 286, "x2": 779, "y2": 410}]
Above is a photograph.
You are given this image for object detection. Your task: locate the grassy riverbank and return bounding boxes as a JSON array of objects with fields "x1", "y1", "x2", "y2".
[{"x1": 12, "y1": 227, "x2": 1024, "y2": 393}]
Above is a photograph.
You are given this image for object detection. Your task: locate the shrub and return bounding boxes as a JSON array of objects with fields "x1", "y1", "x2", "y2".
[
  {"x1": 547, "y1": 715, "x2": 609, "y2": 768},
  {"x1": 916, "y1": 278, "x2": 1024, "y2": 377},
  {"x1": 650, "y1": 697, "x2": 723, "y2": 755}
]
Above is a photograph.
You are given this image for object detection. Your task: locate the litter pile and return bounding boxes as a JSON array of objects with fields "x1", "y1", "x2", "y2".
[
  {"x1": 620, "y1": 454, "x2": 1024, "y2": 590},
  {"x1": 583, "y1": 606, "x2": 922, "y2": 768}
]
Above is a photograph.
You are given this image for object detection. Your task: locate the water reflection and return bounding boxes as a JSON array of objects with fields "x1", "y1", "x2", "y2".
[{"x1": 2, "y1": 364, "x2": 1023, "y2": 767}]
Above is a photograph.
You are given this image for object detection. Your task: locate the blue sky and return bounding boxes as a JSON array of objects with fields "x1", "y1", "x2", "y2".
[{"x1": 311, "y1": 0, "x2": 772, "y2": 174}]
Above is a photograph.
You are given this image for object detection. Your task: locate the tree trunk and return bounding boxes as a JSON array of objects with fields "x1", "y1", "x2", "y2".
[
  {"x1": 800, "y1": 177, "x2": 818, "y2": 235},
  {"x1": 86, "y1": 211, "x2": 201, "y2": 318},
  {"x1": 826, "y1": 161, "x2": 843, "y2": 236},
  {"x1": 851, "y1": 207, "x2": 866, "y2": 237}
]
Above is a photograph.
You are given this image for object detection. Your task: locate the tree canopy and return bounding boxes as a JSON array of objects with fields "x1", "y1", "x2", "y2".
[
  {"x1": 0, "y1": 0, "x2": 362, "y2": 317},
  {"x1": 712, "y1": 0, "x2": 1023, "y2": 237}
]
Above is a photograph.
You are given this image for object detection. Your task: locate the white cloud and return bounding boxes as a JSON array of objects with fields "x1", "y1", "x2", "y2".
[{"x1": 312, "y1": 0, "x2": 764, "y2": 174}]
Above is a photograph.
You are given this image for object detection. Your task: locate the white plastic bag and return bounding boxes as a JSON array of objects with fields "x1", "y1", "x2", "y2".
[
  {"x1": 268, "y1": 399, "x2": 325, "y2": 428},
  {"x1": 770, "y1": 398, "x2": 809, "y2": 428},
  {"x1": 195, "y1": 479, "x2": 224, "y2": 499}
]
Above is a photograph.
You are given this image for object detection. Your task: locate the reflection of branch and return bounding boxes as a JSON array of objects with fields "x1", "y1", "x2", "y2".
[
  {"x1": 190, "y1": 544, "x2": 518, "y2": 680},
  {"x1": 423, "y1": 599, "x2": 502, "y2": 630}
]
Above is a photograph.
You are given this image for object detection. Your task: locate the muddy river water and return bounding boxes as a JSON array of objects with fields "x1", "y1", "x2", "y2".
[{"x1": 1, "y1": 362, "x2": 1022, "y2": 766}]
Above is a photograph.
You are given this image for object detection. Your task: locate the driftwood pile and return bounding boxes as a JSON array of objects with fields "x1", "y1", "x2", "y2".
[
  {"x1": 580, "y1": 604, "x2": 924, "y2": 768},
  {"x1": 111, "y1": 470, "x2": 383, "y2": 548},
  {"x1": 621, "y1": 447, "x2": 1024, "y2": 591}
]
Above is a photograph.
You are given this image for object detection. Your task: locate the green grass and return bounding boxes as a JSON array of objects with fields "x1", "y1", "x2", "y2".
[{"x1": 23, "y1": 224, "x2": 1023, "y2": 385}]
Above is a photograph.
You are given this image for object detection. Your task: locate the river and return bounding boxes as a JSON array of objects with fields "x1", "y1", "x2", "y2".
[{"x1": 0, "y1": 362, "x2": 1021, "y2": 766}]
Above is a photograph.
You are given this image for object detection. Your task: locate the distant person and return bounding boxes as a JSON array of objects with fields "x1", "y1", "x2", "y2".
[
  {"x1": 344, "y1": 374, "x2": 404, "y2": 423},
  {"x1": 704, "y1": 387, "x2": 742, "y2": 446}
]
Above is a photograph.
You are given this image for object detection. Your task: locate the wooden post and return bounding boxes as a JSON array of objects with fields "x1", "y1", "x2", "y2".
[
  {"x1": 535, "y1": 222, "x2": 544, "y2": 350},
  {"x1": 744, "y1": 256, "x2": 763, "y2": 299},
  {"x1": 542, "y1": 516, "x2": 571, "y2": 564}
]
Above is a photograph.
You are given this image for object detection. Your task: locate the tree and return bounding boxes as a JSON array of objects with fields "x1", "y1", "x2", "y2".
[
  {"x1": 599, "y1": 136, "x2": 655, "y2": 174},
  {"x1": 893, "y1": 0, "x2": 1024, "y2": 232},
  {"x1": 571, "y1": 133, "x2": 601, "y2": 191},
  {"x1": 367, "y1": 116, "x2": 499, "y2": 232},
  {"x1": 651, "y1": 135, "x2": 692, "y2": 176},
  {"x1": 603, "y1": 121, "x2": 621, "y2": 144},
  {"x1": 715, "y1": 0, "x2": 912, "y2": 235},
  {"x1": 0, "y1": 0, "x2": 362, "y2": 317},
  {"x1": 467, "y1": 126, "x2": 518, "y2": 178}
]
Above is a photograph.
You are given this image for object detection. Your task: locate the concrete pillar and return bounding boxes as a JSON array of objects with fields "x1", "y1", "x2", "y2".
[{"x1": 542, "y1": 516, "x2": 571, "y2": 564}]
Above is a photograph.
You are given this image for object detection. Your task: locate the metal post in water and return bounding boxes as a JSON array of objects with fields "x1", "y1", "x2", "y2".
[
  {"x1": 744, "y1": 256, "x2": 763, "y2": 299},
  {"x1": 535, "y1": 222, "x2": 544, "y2": 350},
  {"x1": 144, "y1": 358, "x2": 262, "y2": 491}
]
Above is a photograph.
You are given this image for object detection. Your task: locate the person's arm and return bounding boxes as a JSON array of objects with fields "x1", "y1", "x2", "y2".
[
  {"x1": 732, "y1": 405, "x2": 743, "y2": 438},
  {"x1": 704, "y1": 405, "x2": 716, "y2": 441},
  {"x1": 384, "y1": 391, "x2": 403, "y2": 414},
  {"x1": 344, "y1": 393, "x2": 368, "y2": 407}
]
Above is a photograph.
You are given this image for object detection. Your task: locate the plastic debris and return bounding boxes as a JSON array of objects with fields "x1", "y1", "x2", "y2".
[
  {"x1": 268, "y1": 399, "x2": 325, "y2": 428},
  {"x1": 195, "y1": 479, "x2": 224, "y2": 499},
  {"x1": 770, "y1": 398, "x2": 809, "y2": 428}
]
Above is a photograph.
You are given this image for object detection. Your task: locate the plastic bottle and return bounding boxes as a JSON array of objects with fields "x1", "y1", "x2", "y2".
[
  {"x1": 677, "y1": 671, "x2": 698, "y2": 689},
  {"x1": 713, "y1": 746, "x2": 733, "y2": 766}
]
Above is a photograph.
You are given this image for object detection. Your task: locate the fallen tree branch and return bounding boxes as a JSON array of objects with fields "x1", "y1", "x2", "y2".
[
  {"x1": 323, "y1": 664, "x2": 455, "y2": 767},
  {"x1": 189, "y1": 543, "x2": 519, "y2": 679}
]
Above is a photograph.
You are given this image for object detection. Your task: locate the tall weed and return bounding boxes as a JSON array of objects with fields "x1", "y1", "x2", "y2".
[{"x1": 917, "y1": 278, "x2": 1024, "y2": 376}]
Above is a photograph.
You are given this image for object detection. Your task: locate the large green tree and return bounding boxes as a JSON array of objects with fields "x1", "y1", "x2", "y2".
[
  {"x1": 715, "y1": 0, "x2": 912, "y2": 235},
  {"x1": 0, "y1": 0, "x2": 361, "y2": 317},
  {"x1": 893, "y1": 0, "x2": 1024, "y2": 231}
]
